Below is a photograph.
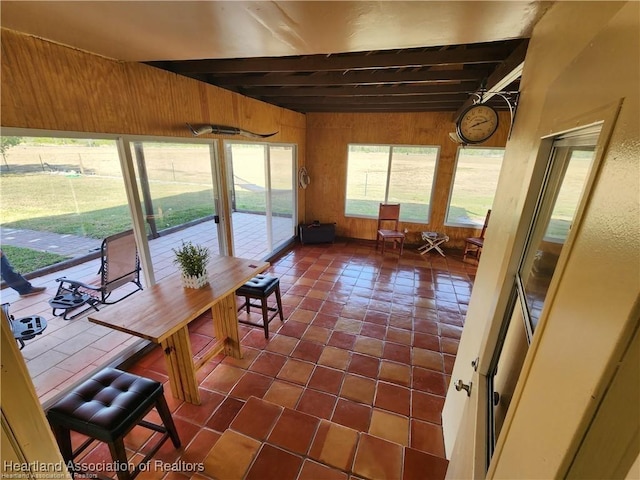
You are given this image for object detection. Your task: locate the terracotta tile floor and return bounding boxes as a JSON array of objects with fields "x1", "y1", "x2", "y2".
[{"x1": 56, "y1": 239, "x2": 477, "y2": 479}]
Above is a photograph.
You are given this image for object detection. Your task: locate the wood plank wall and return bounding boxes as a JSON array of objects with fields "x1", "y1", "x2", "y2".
[
  {"x1": 0, "y1": 28, "x2": 307, "y2": 223},
  {"x1": 305, "y1": 112, "x2": 510, "y2": 247}
]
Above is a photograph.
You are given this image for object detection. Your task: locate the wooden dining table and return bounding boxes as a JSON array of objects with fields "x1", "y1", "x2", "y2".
[{"x1": 88, "y1": 255, "x2": 269, "y2": 405}]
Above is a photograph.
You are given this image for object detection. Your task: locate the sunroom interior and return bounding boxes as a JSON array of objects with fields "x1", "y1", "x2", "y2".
[{"x1": 1, "y1": 2, "x2": 638, "y2": 480}]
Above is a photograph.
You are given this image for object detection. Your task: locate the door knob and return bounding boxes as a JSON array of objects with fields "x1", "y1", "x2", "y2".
[{"x1": 455, "y1": 379, "x2": 472, "y2": 396}]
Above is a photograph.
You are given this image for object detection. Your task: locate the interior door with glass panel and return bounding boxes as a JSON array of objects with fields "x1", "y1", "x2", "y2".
[
  {"x1": 446, "y1": 126, "x2": 602, "y2": 478},
  {"x1": 129, "y1": 140, "x2": 222, "y2": 281},
  {"x1": 225, "y1": 142, "x2": 296, "y2": 260},
  {"x1": 488, "y1": 129, "x2": 600, "y2": 465}
]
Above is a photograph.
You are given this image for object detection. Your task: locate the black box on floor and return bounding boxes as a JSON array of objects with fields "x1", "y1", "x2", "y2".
[{"x1": 299, "y1": 222, "x2": 336, "y2": 244}]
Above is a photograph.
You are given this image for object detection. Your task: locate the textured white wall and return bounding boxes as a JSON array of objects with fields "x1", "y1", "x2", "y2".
[{"x1": 443, "y1": 1, "x2": 640, "y2": 477}]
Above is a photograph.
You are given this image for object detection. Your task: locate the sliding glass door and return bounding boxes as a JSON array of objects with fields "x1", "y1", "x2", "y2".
[
  {"x1": 269, "y1": 145, "x2": 295, "y2": 249},
  {"x1": 225, "y1": 141, "x2": 296, "y2": 259},
  {"x1": 129, "y1": 140, "x2": 222, "y2": 280},
  {"x1": 0, "y1": 135, "x2": 130, "y2": 272}
]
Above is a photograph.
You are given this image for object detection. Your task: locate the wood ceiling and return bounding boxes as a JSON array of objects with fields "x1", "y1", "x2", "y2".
[{"x1": 147, "y1": 38, "x2": 527, "y2": 114}]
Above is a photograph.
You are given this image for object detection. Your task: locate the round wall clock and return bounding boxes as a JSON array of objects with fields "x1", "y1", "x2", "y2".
[{"x1": 456, "y1": 104, "x2": 499, "y2": 144}]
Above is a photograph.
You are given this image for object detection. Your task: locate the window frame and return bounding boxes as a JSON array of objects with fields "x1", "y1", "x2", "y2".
[
  {"x1": 344, "y1": 142, "x2": 440, "y2": 223},
  {"x1": 516, "y1": 128, "x2": 600, "y2": 340},
  {"x1": 445, "y1": 145, "x2": 505, "y2": 228}
]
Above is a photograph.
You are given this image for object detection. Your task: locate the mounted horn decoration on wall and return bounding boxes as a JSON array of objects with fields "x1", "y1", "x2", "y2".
[{"x1": 186, "y1": 123, "x2": 278, "y2": 139}]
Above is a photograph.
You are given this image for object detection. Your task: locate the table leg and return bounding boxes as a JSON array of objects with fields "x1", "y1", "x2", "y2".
[
  {"x1": 434, "y1": 242, "x2": 446, "y2": 257},
  {"x1": 161, "y1": 326, "x2": 200, "y2": 405},
  {"x1": 212, "y1": 294, "x2": 243, "y2": 360}
]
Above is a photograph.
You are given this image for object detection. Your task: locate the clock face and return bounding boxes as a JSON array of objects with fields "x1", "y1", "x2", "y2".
[{"x1": 456, "y1": 104, "x2": 499, "y2": 144}]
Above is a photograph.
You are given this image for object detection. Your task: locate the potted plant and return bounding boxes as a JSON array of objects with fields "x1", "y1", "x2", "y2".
[{"x1": 173, "y1": 241, "x2": 210, "y2": 288}]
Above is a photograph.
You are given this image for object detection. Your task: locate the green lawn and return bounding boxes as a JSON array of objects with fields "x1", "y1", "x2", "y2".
[
  {"x1": 1, "y1": 245, "x2": 69, "y2": 274},
  {"x1": 1, "y1": 174, "x2": 215, "y2": 238},
  {"x1": 1, "y1": 141, "x2": 292, "y2": 238}
]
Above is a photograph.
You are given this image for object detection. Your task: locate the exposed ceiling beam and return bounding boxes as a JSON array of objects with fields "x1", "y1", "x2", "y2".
[
  {"x1": 265, "y1": 93, "x2": 470, "y2": 106},
  {"x1": 292, "y1": 104, "x2": 468, "y2": 113},
  {"x1": 276, "y1": 94, "x2": 506, "y2": 112},
  {"x1": 206, "y1": 68, "x2": 487, "y2": 87},
  {"x1": 144, "y1": 38, "x2": 528, "y2": 113},
  {"x1": 149, "y1": 43, "x2": 517, "y2": 74},
  {"x1": 241, "y1": 83, "x2": 474, "y2": 97},
  {"x1": 453, "y1": 39, "x2": 529, "y2": 119}
]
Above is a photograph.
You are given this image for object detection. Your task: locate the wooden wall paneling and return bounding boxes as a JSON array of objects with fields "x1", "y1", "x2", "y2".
[
  {"x1": 305, "y1": 110, "x2": 510, "y2": 248},
  {"x1": 1, "y1": 29, "x2": 51, "y2": 127},
  {"x1": 1, "y1": 29, "x2": 135, "y2": 133},
  {"x1": 240, "y1": 95, "x2": 283, "y2": 137},
  {"x1": 282, "y1": 119, "x2": 307, "y2": 227},
  {"x1": 124, "y1": 62, "x2": 191, "y2": 137},
  {"x1": 305, "y1": 125, "x2": 351, "y2": 229},
  {"x1": 196, "y1": 81, "x2": 212, "y2": 123},
  {"x1": 84, "y1": 61, "x2": 138, "y2": 134},
  {"x1": 280, "y1": 107, "x2": 307, "y2": 131},
  {"x1": 430, "y1": 139, "x2": 459, "y2": 230},
  {"x1": 0, "y1": 31, "x2": 22, "y2": 124},
  {"x1": 1, "y1": 28, "x2": 306, "y2": 144},
  {"x1": 200, "y1": 82, "x2": 241, "y2": 126}
]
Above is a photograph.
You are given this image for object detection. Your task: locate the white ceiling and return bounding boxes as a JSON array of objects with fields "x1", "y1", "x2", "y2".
[{"x1": 0, "y1": 1, "x2": 551, "y2": 62}]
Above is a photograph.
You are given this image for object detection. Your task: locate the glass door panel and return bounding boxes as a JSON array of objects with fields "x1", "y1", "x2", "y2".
[
  {"x1": 226, "y1": 142, "x2": 296, "y2": 260},
  {"x1": 519, "y1": 146, "x2": 596, "y2": 334},
  {"x1": 228, "y1": 143, "x2": 268, "y2": 258},
  {"x1": 491, "y1": 303, "x2": 529, "y2": 444},
  {"x1": 269, "y1": 145, "x2": 295, "y2": 250},
  {"x1": 130, "y1": 141, "x2": 220, "y2": 280},
  {"x1": 0, "y1": 135, "x2": 129, "y2": 273}
]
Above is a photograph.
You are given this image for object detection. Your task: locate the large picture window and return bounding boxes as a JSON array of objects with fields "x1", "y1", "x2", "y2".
[
  {"x1": 345, "y1": 144, "x2": 439, "y2": 222},
  {"x1": 446, "y1": 147, "x2": 505, "y2": 226}
]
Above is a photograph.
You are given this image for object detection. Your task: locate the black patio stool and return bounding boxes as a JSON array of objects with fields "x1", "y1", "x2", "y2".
[
  {"x1": 46, "y1": 368, "x2": 181, "y2": 480},
  {"x1": 236, "y1": 274, "x2": 284, "y2": 338}
]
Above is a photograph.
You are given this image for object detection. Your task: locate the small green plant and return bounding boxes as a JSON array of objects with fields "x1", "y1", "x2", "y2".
[{"x1": 172, "y1": 241, "x2": 210, "y2": 277}]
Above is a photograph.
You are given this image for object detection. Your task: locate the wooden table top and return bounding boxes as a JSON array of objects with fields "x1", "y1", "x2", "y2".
[{"x1": 88, "y1": 255, "x2": 269, "y2": 343}]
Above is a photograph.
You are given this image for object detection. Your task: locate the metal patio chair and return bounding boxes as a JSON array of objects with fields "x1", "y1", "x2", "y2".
[{"x1": 49, "y1": 230, "x2": 143, "y2": 320}]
